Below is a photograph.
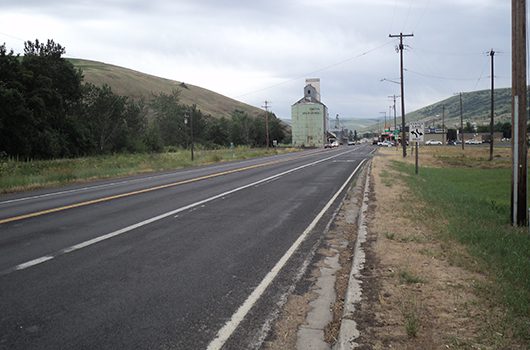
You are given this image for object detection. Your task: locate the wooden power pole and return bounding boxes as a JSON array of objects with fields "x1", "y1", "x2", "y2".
[
  {"x1": 489, "y1": 49, "x2": 495, "y2": 161},
  {"x1": 442, "y1": 105, "x2": 445, "y2": 144},
  {"x1": 388, "y1": 94, "x2": 399, "y2": 132},
  {"x1": 511, "y1": 0, "x2": 528, "y2": 226},
  {"x1": 389, "y1": 32, "x2": 414, "y2": 158},
  {"x1": 459, "y1": 92, "x2": 464, "y2": 150}
]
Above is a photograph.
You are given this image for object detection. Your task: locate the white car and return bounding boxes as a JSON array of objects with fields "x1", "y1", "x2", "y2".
[
  {"x1": 425, "y1": 139, "x2": 442, "y2": 145},
  {"x1": 377, "y1": 140, "x2": 393, "y2": 147}
]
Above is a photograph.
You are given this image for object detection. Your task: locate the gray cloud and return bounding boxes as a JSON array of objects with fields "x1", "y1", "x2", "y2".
[{"x1": 0, "y1": 0, "x2": 511, "y2": 120}]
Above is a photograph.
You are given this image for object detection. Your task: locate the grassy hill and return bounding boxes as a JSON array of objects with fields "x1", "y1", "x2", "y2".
[
  {"x1": 361, "y1": 87, "x2": 512, "y2": 132},
  {"x1": 68, "y1": 58, "x2": 264, "y2": 118},
  {"x1": 405, "y1": 87, "x2": 512, "y2": 129},
  {"x1": 340, "y1": 117, "x2": 381, "y2": 132}
]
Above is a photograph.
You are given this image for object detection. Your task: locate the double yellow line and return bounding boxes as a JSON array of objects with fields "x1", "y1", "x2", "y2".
[{"x1": 0, "y1": 156, "x2": 301, "y2": 225}]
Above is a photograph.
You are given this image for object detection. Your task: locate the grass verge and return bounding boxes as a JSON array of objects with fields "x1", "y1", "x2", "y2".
[
  {"x1": 391, "y1": 158, "x2": 530, "y2": 343},
  {"x1": 0, "y1": 147, "x2": 299, "y2": 193}
]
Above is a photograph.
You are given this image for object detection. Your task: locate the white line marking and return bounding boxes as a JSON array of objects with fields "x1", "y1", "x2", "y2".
[
  {"x1": 3, "y1": 150, "x2": 356, "y2": 275},
  {"x1": 14, "y1": 256, "x2": 54, "y2": 270},
  {"x1": 206, "y1": 159, "x2": 367, "y2": 350}
]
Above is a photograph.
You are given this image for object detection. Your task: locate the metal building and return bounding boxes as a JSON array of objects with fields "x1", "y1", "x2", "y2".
[{"x1": 291, "y1": 79, "x2": 328, "y2": 148}]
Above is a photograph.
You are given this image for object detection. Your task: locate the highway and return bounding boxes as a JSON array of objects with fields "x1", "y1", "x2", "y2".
[{"x1": 0, "y1": 144, "x2": 374, "y2": 350}]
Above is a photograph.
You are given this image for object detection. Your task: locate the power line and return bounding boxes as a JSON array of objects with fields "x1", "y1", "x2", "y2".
[
  {"x1": 234, "y1": 40, "x2": 395, "y2": 99},
  {"x1": 404, "y1": 68, "x2": 483, "y2": 81}
]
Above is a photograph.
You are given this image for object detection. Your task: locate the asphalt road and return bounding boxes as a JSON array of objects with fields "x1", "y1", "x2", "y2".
[{"x1": 0, "y1": 145, "x2": 374, "y2": 350}]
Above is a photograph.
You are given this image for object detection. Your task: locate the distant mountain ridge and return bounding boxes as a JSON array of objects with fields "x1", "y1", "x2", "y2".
[
  {"x1": 404, "y1": 87, "x2": 512, "y2": 129},
  {"x1": 68, "y1": 58, "x2": 264, "y2": 118},
  {"x1": 360, "y1": 87, "x2": 512, "y2": 132}
]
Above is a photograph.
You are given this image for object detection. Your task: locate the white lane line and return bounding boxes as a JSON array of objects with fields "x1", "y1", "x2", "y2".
[
  {"x1": 14, "y1": 256, "x2": 54, "y2": 270},
  {"x1": 1, "y1": 150, "x2": 356, "y2": 276},
  {"x1": 206, "y1": 159, "x2": 367, "y2": 350}
]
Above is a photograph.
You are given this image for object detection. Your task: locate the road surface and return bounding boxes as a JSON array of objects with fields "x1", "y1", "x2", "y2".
[{"x1": 0, "y1": 145, "x2": 374, "y2": 350}]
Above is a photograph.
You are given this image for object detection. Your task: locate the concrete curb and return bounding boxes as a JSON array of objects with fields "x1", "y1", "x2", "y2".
[{"x1": 334, "y1": 161, "x2": 372, "y2": 350}]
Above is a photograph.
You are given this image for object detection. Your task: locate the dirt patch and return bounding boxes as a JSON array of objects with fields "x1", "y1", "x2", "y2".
[
  {"x1": 353, "y1": 148, "x2": 524, "y2": 349},
  {"x1": 262, "y1": 293, "x2": 315, "y2": 350}
]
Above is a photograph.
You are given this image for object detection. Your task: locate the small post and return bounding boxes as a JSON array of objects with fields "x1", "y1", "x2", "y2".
[{"x1": 415, "y1": 141, "x2": 419, "y2": 175}]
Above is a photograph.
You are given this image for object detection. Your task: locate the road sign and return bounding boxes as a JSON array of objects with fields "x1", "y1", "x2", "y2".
[{"x1": 409, "y1": 122, "x2": 424, "y2": 142}]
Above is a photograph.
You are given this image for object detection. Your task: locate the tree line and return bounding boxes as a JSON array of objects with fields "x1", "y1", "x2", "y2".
[{"x1": 0, "y1": 40, "x2": 289, "y2": 160}]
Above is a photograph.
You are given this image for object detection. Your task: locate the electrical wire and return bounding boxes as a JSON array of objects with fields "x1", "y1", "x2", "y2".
[
  {"x1": 411, "y1": 0, "x2": 432, "y2": 33},
  {"x1": 234, "y1": 39, "x2": 395, "y2": 99},
  {"x1": 0, "y1": 32, "x2": 25, "y2": 42},
  {"x1": 401, "y1": 0, "x2": 415, "y2": 32},
  {"x1": 404, "y1": 68, "x2": 484, "y2": 81}
]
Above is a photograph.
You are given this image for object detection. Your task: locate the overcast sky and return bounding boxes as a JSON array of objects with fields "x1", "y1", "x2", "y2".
[{"x1": 0, "y1": 0, "x2": 511, "y2": 120}]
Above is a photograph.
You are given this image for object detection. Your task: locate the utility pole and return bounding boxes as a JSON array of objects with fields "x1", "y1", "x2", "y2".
[
  {"x1": 184, "y1": 111, "x2": 194, "y2": 161},
  {"x1": 262, "y1": 100, "x2": 271, "y2": 149},
  {"x1": 489, "y1": 49, "x2": 495, "y2": 161},
  {"x1": 380, "y1": 111, "x2": 387, "y2": 131},
  {"x1": 389, "y1": 32, "x2": 414, "y2": 158},
  {"x1": 388, "y1": 94, "x2": 399, "y2": 132},
  {"x1": 440, "y1": 105, "x2": 445, "y2": 144},
  {"x1": 389, "y1": 105, "x2": 393, "y2": 129},
  {"x1": 459, "y1": 92, "x2": 464, "y2": 150},
  {"x1": 511, "y1": 0, "x2": 527, "y2": 226}
]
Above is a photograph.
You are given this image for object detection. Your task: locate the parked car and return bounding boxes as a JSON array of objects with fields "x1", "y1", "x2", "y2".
[
  {"x1": 425, "y1": 139, "x2": 442, "y2": 145},
  {"x1": 347, "y1": 141, "x2": 355, "y2": 146},
  {"x1": 465, "y1": 139, "x2": 482, "y2": 145}
]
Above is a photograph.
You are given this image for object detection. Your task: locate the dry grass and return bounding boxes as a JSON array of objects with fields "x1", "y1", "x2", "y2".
[
  {"x1": 353, "y1": 147, "x2": 526, "y2": 349},
  {"x1": 398, "y1": 144, "x2": 512, "y2": 169},
  {"x1": 69, "y1": 58, "x2": 263, "y2": 118}
]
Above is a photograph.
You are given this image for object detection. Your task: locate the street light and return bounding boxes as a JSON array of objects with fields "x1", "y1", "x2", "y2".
[
  {"x1": 184, "y1": 112, "x2": 194, "y2": 161},
  {"x1": 380, "y1": 78, "x2": 401, "y2": 85}
]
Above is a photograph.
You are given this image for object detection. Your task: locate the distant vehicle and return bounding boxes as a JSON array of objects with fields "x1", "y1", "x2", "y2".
[
  {"x1": 347, "y1": 141, "x2": 355, "y2": 146},
  {"x1": 465, "y1": 139, "x2": 482, "y2": 145},
  {"x1": 378, "y1": 140, "x2": 393, "y2": 147},
  {"x1": 331, "y1": 141, "x2": 340, "y2": 147},
  {"x1": 425, "y1": 139, "x2": 442, "y2": 145}
]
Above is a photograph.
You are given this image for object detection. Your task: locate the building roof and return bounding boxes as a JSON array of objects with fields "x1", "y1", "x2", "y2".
[{"x1": 292, "y1": 84, "x2": 327, "y2": 107}]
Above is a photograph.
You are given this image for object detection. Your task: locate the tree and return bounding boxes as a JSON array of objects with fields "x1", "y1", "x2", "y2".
[
  {"x1": 0, "y1": 40, "x2": 84, "y2": 158},
  {"x1": 229, "y1": 109, "x2": 251, "y2": 145},
  {"x1": 150, "y1": 90, "x2": 186, "y2": 148},
  {"x1": 204, "y1": 117, "x2": 229, "y2": 147},
  {"x1": 0, "y1": 44, "x2": 35, "y2": 157},
  {"x1": 82, "y1": 84, "x2": 126, "y2": 152},
  {"x1": 464, "y1": 121, "x2": 474, "y2": 133}
]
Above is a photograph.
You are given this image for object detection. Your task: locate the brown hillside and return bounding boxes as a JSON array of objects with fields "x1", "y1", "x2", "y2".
[{"x1": 68, "y1": 58, "x2": 263, "y2": 118}]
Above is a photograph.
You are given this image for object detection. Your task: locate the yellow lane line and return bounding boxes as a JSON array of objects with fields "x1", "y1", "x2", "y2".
[{"x1": 0, "y1": 157, "x2": 296, "y2": 225}]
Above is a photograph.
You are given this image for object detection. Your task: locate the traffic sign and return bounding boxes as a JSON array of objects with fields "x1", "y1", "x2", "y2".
[{"x1": 409, "y1": 122, "x2": 424, "y2": 142}]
